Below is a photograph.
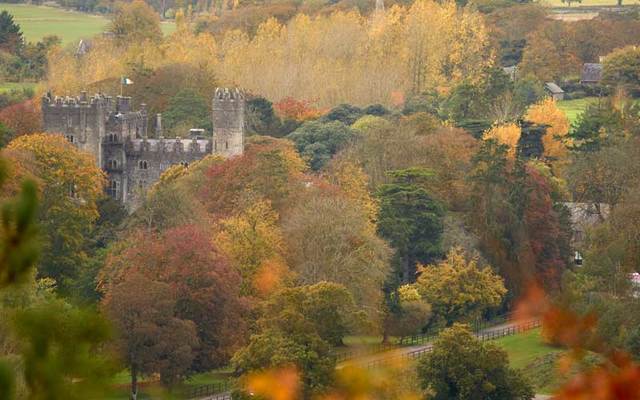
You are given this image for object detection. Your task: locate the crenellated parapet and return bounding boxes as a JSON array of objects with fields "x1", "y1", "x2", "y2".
[{"x1": 126, "y1": 137, "x2": 212, "y2": 154}]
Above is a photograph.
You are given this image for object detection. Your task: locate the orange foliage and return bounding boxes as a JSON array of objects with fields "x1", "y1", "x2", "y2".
[
  {"x1": 0, "y1": 100, "x2": 43, "y2": 136},
  {"x1": 246, "y1": 367, "x2": 301, "y2": 400},
  {"x1": 482, "y1": 123, "x2": 521, "y2": 159},
  {"x1": 274, "y1": 97, "x2": 324, "y2": 121},
  {"x1": 525, "y1": 98, "x2": 570, "y2": 161}
]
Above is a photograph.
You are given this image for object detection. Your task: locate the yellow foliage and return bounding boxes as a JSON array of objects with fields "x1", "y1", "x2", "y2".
[
  {"x1": 326, "y1": 159, "x2": 378, "y2": 224},
  {"x1": 246, "y1": 367, "x2": 300, "y2": 400},
  {"x1": 215, "y1": 198, "x2": 289, "y2": 297},
  {"x1": 525, "y1": 98, "x2": 570, "y2": 160},
  {"x1": 483, "y1": 123, "x2": 521, "y2": 159},
  {"x1": 46, "y1": 1, "x2": 492, "y2": 107},
  {"x1": 398, "y1": 284, "x2": 421, "y2": 303}
]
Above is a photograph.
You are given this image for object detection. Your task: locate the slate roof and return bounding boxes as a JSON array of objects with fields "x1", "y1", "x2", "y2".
[
  {"x1": 545, "y1": 82, "x2": 564, "y2": 94},
  {"x1": 581, "y1": 63, "x2": 603, "y2": 83}
]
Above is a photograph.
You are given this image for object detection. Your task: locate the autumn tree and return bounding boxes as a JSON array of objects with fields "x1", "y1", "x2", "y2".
[
  {"x1": 0, "y1": 101, "x2": 42, "y2": 138},
  {"x1": 102, "y1": 224, "x2": 247, "y2": 371},
  {"x1": 383, "y1": 284, "x2": 432, "y2": 341},
  {"x1": 110, "y1": 0, "x2": 163, "y2": 44},
  {"x1": 525, "y1": 98, "x2": 570, "y2": 162},
  {"x1": 376, "y1": 168, "x2": 444, "y2": 283},
  {"x1": 414, "y1": 247, "x2": 506, "y2": 327},
  {"x1": 483, "y1": 123, "x2": 521, "y2": 159},
  {"x1": 283, "y1": 191, "x2": 390, "y2": 316},
  {"x1": 602, "y1": 46, "x2": 640, "y2": 93},
  {"x1": 102, "y1": 273, "x2": 199, "y2": 397},
  {"x1": 417, "y1": 324, "x2": 534, "y2": 400},
  {"x1": 215, "y1": 198, "x2": 289, "y2": 297},
  {"x1": 3, "y1": 134, "x2": 105, "y2": 293}
]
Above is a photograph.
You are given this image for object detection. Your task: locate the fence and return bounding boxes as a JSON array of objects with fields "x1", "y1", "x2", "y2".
[
  {"x1": 361, "y1": 318, "x2": 541, "y2": 369},
  {"x1": 184, "y1": 381, "x2": 229, "y2": 399}
]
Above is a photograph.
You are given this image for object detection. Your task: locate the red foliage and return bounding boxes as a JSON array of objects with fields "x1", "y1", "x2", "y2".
[
  {"x1": 521, "y1": 165, "x2": 570, "y2": 290},
  {"x1": 274, "y1": 97, "x2": 324, "y2": 122},
  {"x1": 0, "y1": 100, "x2": 42, "y2": 136},
  {"x1": 105, "y1": 224, "x2": 248, "y2": 370},
  {"x1": 199, "y1": 137, "x2": 305, "y2": 218}
]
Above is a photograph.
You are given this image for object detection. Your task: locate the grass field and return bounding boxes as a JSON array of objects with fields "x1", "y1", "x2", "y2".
[
  {"x1": 0, "y1": 81, "x2": 36, "y2": 93},
  {"x1": 495, "y1": 328, "x2": 561, "y2": 370},
  {"x1": 557, "y1": 97, "x2": 598, "y2": 124},
  {"x1": 0, "y1": 4, "x2": 174, "y2": 45}
]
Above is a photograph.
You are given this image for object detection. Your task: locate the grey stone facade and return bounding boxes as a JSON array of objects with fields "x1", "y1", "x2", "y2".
[{"x1": 41, "y1": 87, "x2": 245, "y2": 209}]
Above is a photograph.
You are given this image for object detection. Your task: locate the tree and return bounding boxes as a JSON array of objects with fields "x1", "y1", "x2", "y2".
[
  {"x1": 483, "y1": 124, "x2": 521, "y2": 159},
  {"x1": 602, "y1": 46, "x2": 640, "y2": 93},
  {"x1": 417, "y1": 324, "x2": 534, "y2": 400},
  {"x1": 0, "y1": 11, "x2": 22, "y2": 54},
  {"x1": 376, "y1": 168, "x2": 444, "y2": 283},
  {"x1": 102, "y1": 273, "x2": 199, "y2": 398},
  {"x1": 3, "y1": 134, "x2": 105, "y2": 293},
  {"x1": 260, "y1": 282, "x2": 359, "y2": 347},
  {"x1": 101, "y1": 224, "x2": 247, "y2": 371},
  {"x1": 286, "y1": 121, "x2": 355, "y2": 171},
  {"x1": 232, "y1": 284, "x2": 344, "y2": 398},
  {"x1": 414, "y1": 247, "x2": 506, "y2": 327},
  {"x1": 0, "y1": 101, "x2": 42, "y2": 137},
  {"x1": 383, "y1": 285, "x2": 432, "y2": 341},
  {"x1": 246, "y1": 96, "x2": 282, "y2": 137},
  {"x1": 110, "y1": 0, "x2": 162, "y2": 44},
  {"x1": 13, "y1": 300, "x2": 115, "y2": 400},
  {"x1": 162, "y1": 89, "x2": 212, "y2": 136},
  {"x1": 215, "y1": 198, "x2": 288, "y2": 297},
  {"x1": 525, "y1": 98, "x2": 570, "y2": 162},
  {"x1": 283, "y1": 192, "x2": 390, "y2": 316}
]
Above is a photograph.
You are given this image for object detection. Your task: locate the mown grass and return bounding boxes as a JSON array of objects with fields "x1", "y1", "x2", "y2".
[
  {"x1": 0, "y1": 81, "x2": 36, "y2": 94},
  {"x1": 0, "y1": 4, "x2": 174, "y2": 45},
  {"x1": 495, "y1": 328, "x2": 561, "y2": 370},
  {"x1": 557, "y1": 97, "x2": 598, "y2": 124}
]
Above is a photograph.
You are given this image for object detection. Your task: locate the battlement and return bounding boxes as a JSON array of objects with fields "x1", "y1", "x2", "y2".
[
  {"x1": 126, "y1": 137, "x2": 212, "y2": 154},
  {"x1": 42, "y1": 91, "x2": 114, "y2": 110},
  {"x1": 213, "y1": 87, "x2": 244, "y2": 101}
]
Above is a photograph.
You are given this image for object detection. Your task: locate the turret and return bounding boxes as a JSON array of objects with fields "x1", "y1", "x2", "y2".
[{"x1": 212, "y1": 87, "x2": 245, "y2": 157}]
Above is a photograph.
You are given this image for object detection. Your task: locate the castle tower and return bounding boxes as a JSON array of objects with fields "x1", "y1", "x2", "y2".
[{"x1": 212, "y1": 87, "x2": 245, "y2": 157}]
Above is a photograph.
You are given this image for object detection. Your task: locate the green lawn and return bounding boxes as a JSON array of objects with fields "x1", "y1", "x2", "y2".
[
  {"x1": 557, "y1": 97, "x2": 598, "y2": 124},
  {"x1": 0, "y1": 81, "x2": 36, "y2": 94},
  {"x1": 0, "y1": 4, "x2": 174, "y2": 45},
  {"x1": 495, "y1": 328, "x2": 561, "y2": 370}
]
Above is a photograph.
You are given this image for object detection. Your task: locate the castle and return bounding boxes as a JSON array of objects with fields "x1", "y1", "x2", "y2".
[{"x1": 41, "y1": 88, "x2": 245, "y2": 209}]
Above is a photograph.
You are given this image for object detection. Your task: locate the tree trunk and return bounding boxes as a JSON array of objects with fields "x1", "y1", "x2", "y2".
[{"x1": 131, "y1": 364, "x2": 138, "y2": 400}]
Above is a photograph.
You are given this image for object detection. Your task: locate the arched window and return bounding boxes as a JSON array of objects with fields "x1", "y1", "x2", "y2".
[
  {"x1": 107, "y1": 134, "x2": 118, "y2": 143},
  {"x1": 138, "y1": 160, "x2": 148, "y2": 170},
  {"x1": 107, "y1": 159, "x2": 118, "y2": 170},
  {"x1": 225, "y1": 141, "x2": 229, "y2": 150},
  {"x1": 65, "y1": 135, "x2": 75, "y2": 144},
  {"x1": 180, "y1": 161, "x2": 189, "y2": 167}
]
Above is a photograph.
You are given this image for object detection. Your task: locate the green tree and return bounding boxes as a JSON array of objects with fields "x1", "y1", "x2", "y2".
[
  {"x1": 417, "y1": 324, "x2": 534, "y2": 400},
  {"x1": 602, "y1": 46, "x2": 640, "y2": 92},
  {"x1": 246, "y1": 97, "x2": 282, "y2": 137},
  {"x1": 162, "y1": 88, "x2": 212, "y2": 136},
  {"x1": 110, "y1": 0, "x2": 162, "y2": 44},
  {"x1": 261, "y1": 282, "x2": 359, "y2": 347},
  {"x1": 0, "y1": 11, "x2": 23, "y2": 54},
  {"x1": 13, "y1": 300, "x2": 115, "y2": 400},
  {"x1": 287, "y1": 120, "x2": 355, "y2": 170},
  {"x1": 414, "y1": 247, "x2": 506, "y2": 327},
  {"x1": 376, "y1": 168, "x2": 444, "y2": 283}
]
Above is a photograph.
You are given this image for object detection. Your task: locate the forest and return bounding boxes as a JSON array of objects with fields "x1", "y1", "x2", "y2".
[{"x1": 1, "y1": 0, "x2": 640, "y2": 398}]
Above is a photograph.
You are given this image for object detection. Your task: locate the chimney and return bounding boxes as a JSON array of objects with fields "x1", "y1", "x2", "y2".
[
  {"x1": 116, "y1": 96, "x2": 131, "y2": 113},
  {"x1": 155, "y1": 113, "x2": 162, "y2": 137}
]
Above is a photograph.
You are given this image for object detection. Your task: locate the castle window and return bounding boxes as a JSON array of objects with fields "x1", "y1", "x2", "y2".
[
  {"x1": 138, "y1": 160, "x2": 148, "y2": 170},
  {"x1": 65, "y1": 135, "x2": 75, "y2": 144},
  {"x1": 107, "y1": 134, "x2": 118, "y2": 143},
  {"x1": 180, "y1": 161, "x2": 189, "y2": 168},
  {"x1": 107, "y1": 180, "x2": 119, "y2": 198},
  {"x1": 106, "y1": 159, "x2": 118, "y2": 170},
  {"x1": 225, "y1": 141, "x2": 229, "y2": 150}
]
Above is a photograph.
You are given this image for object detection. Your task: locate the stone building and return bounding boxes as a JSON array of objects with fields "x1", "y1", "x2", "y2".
[{"x1": 42, "y1": 87, "x2": 245, "y2": 209}]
